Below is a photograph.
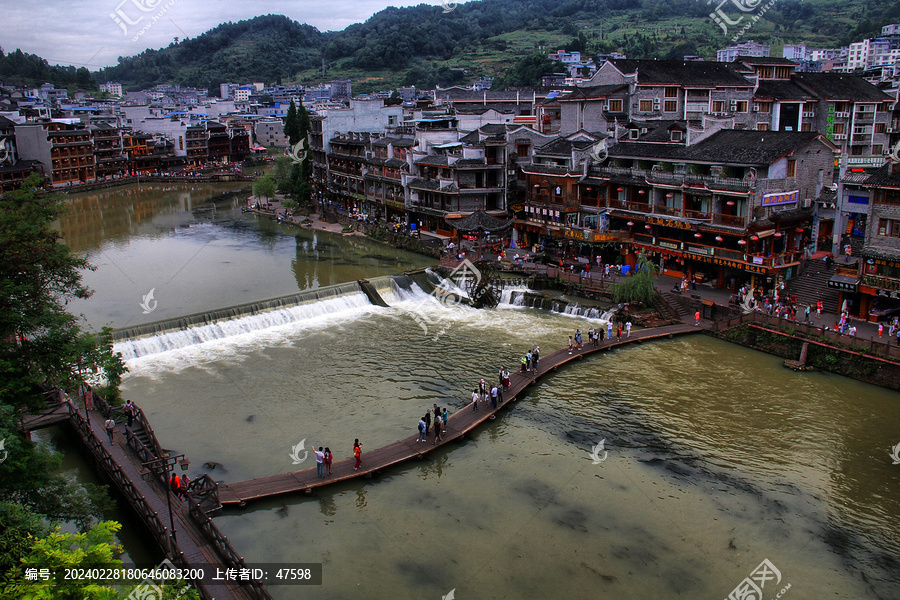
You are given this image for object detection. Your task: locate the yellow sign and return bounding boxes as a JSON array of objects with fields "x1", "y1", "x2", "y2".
[{"x1": 648, "y1": 216, "x2": 693, "y2": 230}]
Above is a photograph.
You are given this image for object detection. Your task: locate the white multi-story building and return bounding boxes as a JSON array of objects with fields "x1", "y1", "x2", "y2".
[
  {"x1": 234, "y1": 88, "x2": 252, "y2": 102},
  {"x1": 717, "y1": 41, "x2": 770, "y2": 63},
  {"x1": 882, "y1": 23, "x2": 900, "y2": 36},
  {"x1": 99, "y1": 82, "x2": 123, "y2": 97},
  {"x1": 783, "y1": 45, "x2": 807, "y2": 61}
]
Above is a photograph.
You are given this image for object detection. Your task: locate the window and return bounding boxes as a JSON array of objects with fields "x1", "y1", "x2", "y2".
[
  {"x1": 735, "y1": 101, "x2": 748, "y2": 112},
  {"x1": 712, "y1": 101, "x2": 725, "y2": 113},
  {"x1": 775, "y1": 67, "x2": 791, "y2": 79},
  {"x1": 879, "y1": 218, "x2": 900, "y2": 238},
  {"x1": 801, "y1": 123, "x2": 811, "y2": 132},
  {"x1": 875, "y1": 123, "x2": 887, "y2": 134},
  {"x1": 664, "y1": 101, "x2": 677, "y2": 112},
  {"x1": 608, "y1": 99, "x2": 623, "y2": 112},
  {"x1": 786, "y1": 159, "x2": 796, "y2": 178},
  {"x1": 388, "y1": 116, "x2": 398, "y2": 126},
  {"x1": 758, "y1": 103, "x2": 772, "y2": 113},
  {"x1": 757, "y1": 123, "x2": 769, "y2": 131},
  {"x1": 833, "y1": 123, "x2": 845, "y2": 134},
  {"x1": 629, "y1": 129, "x2": 640, "y2": 139},
  {"x1": 670, "y1": 130, "x2": 683, "y2": 142},
  {"x1": 639, "y1": 100, "x2": 654, "y2": 112},
  {"x1": 665, "y1": 87, "x2": 678, "y2": 98}
]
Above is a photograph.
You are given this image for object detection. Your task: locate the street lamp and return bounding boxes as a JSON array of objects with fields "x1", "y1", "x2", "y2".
[{"x1": 142, "y1": 454, "x2": 189, "y2": 546}]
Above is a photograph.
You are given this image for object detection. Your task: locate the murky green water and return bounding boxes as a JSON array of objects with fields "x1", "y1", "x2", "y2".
[{"x1": 66, "y1": 182, "x2": 900, "y2": 599}]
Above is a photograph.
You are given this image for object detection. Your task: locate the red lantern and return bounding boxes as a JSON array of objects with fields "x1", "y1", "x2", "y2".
[
  {"x1": 774, "y1": 232, "x2": 782, "y2": 238},
  {"x1": 737, "y1": 239, "x2": 747, "y2": 245},
  {"x1": 750, "y1": 235, "x2": 759, "y2": 241},
  {"x1": 715, "y1": 236, "x2": 723, "y2": 242},
  {"x1": 627, "y1": 221, "x2": 635, "y2": 227},
  {"x1": 645, "y1": 224, "x2": 652, "y2": 230},
  {"x1": 694, "y1": 233, "x2": 702, "y2": 238},
  {"x1": 726, "y1": 200, "x2": 735, "y2": 206},
  {"x1": 638, "y1": 190, "x2": 646, "y2": 194},
  {"x1": 666, "y1": 193, "x2": 674, "y2": 198},
  {"x1": 617, "y1": 187, "x2": 624, "y2": 192}
]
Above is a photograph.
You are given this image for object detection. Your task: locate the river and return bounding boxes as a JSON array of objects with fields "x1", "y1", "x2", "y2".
[{"x1": 60, "y1": 182, "x2": 900, "y2": 600}]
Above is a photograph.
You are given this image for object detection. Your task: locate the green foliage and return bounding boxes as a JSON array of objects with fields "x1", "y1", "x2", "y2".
[
  {"x1": 0, "y1": 49, "x2": 94, "y2": 89},
  {"x1": 0, "y1": 174, "x2": 126, "y2": 408},
  {"x1": 493, "y1": 53, "x2": 566, "y2": 88},
  {"x1": 252, "y1": 176, "x2": 277, "y2": 201},
  {"x1": 1, "y1": 521, "x2": 201, "y2": 600},
  {"x1": 609, "y1": 253, "x2": 659, "y2": 306},
  {"x1": 272, "y1": 156, "x2": 293, "y2": 182}
]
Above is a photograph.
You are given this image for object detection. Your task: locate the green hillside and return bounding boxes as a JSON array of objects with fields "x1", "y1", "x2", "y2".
[{"x1": 39, "y1": 0, "x2": 900, "y2": 93}]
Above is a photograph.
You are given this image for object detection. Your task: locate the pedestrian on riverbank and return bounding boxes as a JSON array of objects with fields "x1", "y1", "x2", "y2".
[
  {"x1": 502, "y1": 368, "x2": 510, "y2": 389},
  {"x1": 442, "y1": 407, "x2": 449, "y2": 433},
  {"x1": 490, "y1": 385, "x2": 498, "y2": 409},
  {"x1": 324, "y1": 448, "x2": 333, "y2": 475},
  {"x1": 616, "y1": 325, "x2": 622, "y2": 342},
  {"x1": 695, "y1": 310, "x2": 701, "y2": 326},
  {"x1": 526, "y1": 350, "x2": 533, "y2": 371},
  {"x1": 568, "y1": 336, "x2": 574, "y2": 353},
  {"x1": 353, "y1": 439, "x2": 362, "y2": 470},
  {"x1": 472, "y1": 389, "x2": 480, "y2": 412},
  {"x1": 417, "y1": 417, "x2": 427, "y2": 442},
  {"x1": 816, "y1": 300, "x2": 822, "y2": 320},
  {"x1": 878, "y1": 323, "x2": 883, "y2": 338},
  {"x1": 104, "y1": 417, "x2": 115, "y2": 443},
  {"x1": 626, "y1": 321, "x2": 632, "y2": 337},
  {"x1": 424, "y1": 411, "x2": 432, "y2": 438},
  {"x1": 313, "y1": 446, "x2": 325, "y2": 477},
  {"x1": 533, "y1": 345, "x2": 540, "y2": 369},
  {"x1": 607, "y1": 321, "x2": 613, "y2": 339}
]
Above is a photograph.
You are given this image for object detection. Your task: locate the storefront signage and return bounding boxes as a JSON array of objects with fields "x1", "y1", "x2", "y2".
[
  {"x1": 847, "y1": 195, "x2": 869, "y2": 205},
  {"x1": 563, "y1": 229, "x2": 621, "y2": 242},
  {"x1": 693, "y1": 254, "x2": 767, "y2": 273},
  {"x1": 828, "y1": 279, "x2": 858, "y2": 292},
  {"x1": 876, "y1": 289, "x2": 900, "y2": 299},
  {"x1": 761, "y1": 190, "x2": 799, "y2": 207},
  {"x1": 752, "y1": 256, "x2": 764, "y2": 265},
  {"x1": 847, "y1": 157, "x2": 886, "y2": 168},
  {"x1": 648, "y1": 216, "x2": 693, "y2": 230},
  {"x1": 687, "y1": 246, "x2": 711, "y2": 255},
  {"x1": 659, "y1": 241, "x2": 680, "y2": 250},
  {"x1": 871, "y1": 258, "x2": 900, "y2": 270}
]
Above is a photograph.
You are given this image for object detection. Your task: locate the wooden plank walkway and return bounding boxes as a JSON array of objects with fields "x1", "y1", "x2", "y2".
[
  {"x1": 218, "y1": 323, "x2": 699, "y2": 507},
  {"x1": 80, "y1": 407, "x2": 261, "y2": 600}
]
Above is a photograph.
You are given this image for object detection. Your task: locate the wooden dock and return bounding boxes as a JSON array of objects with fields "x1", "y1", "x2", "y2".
[{"x1": 218, "y1": 323, "x2": 699, "y2": 507}]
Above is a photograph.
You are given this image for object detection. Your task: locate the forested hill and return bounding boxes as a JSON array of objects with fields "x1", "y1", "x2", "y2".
[{"x1": 35, "y1": 0, "x2": 900, "y2": 93}]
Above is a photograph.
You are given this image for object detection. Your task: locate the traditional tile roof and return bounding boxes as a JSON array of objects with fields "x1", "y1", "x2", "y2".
[
  {"x1": 754, "y1": 80, "x2": 816, "y2": 101},
  {"x1": 608, "y1": 59, "x2": 752, "y2": 87},
  {"x1": 864, "y1": 163, "x2": 900, "y2": 187},
  {"x1": 535, "y1": 138, "x2": 595, "y2": 157},
  {"x1": 610, "y1": 130, "x2": 824, "y2": 165},
  {"x1": 415, "y1": 155, "x2": 451, "y2": 167},
  {"x1": 793, "y1": 72, "x2": 891, "y2": 102},
  {"x1": 558, "y1": 84, "x2": 628, "y2": 101}
]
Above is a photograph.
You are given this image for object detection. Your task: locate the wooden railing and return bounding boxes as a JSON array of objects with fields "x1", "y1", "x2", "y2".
[
  {"x1": 188, "y1": 502, "x2": 274, "y2": 599},
  {"x1": 67, "y1": 403, "x2": 178, "y2": 558}
]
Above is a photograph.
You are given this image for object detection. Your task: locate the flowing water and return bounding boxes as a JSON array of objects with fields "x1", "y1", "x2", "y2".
[{"x1": 63, "y1": 183, "x2": 900, "y2": 599}]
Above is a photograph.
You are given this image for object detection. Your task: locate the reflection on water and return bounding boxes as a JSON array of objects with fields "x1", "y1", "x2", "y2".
[{"x1": 59, "y1": 182, "x2": 434, "y2": 329}]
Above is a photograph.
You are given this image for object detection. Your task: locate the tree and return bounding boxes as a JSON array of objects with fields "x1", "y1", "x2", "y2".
[
  {"x1": 609, "y1": 252, "x2": 660, "y2": 305},
  {"x1": 253, "y1": 175, "x2": 276, "y2": 202},
  {"x1": 283, "y1": 99, "x2": 302, "y2": 147},
  {"x1": 2, "y1": 521, "x2": 201, "y2": 600},
  {"x1": 0, "y1": 174, "x2": 126, "y2": 411},
  {"x1": 272, "y1": 156, "x2": 293, "y2": 182}
]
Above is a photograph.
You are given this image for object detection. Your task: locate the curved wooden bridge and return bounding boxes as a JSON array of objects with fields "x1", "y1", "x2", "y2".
[{"x1": 217, "y1": 323, "x2": 699, "y2": 507}]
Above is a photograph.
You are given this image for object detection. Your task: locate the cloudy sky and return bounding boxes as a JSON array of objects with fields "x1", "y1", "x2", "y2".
[{"x1": 1, "y1": 0, "x2": 465, "y2": 69}]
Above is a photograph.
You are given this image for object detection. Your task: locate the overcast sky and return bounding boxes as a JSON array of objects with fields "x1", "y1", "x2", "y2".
[{"x1": 1, "y1": 0, "x2": 465, "y2": 70}]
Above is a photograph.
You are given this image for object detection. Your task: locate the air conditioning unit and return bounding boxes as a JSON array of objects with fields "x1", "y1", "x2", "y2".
[
  {"x1": 888, "y1": 127, "x2": 896, "y2": 133},
  {"x1": 801, "y1": 198, "x2": 812, "y2": 208},
  {"x1": 834, "y1": 111, "x2": 850, "y2": 118},
  {"x1": 752, "y1": 105, "x2": 760, "y2": 112},
  {"x1": 730, "y1": 100, "x2": 738, "y2": 109},
  {"x1": 833, "y1": 133, "x2": 847, "y2": 140},
  {"x1": 653, "y1": 99, "x2": 661, "y2": 109},
  {"x1": 802, "y1": 111, "x2": 816, "y2": 118}
]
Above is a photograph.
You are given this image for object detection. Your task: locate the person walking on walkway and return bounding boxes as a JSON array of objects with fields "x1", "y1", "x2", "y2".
[
  {"x1": 472, "y1": 389, "x2": 480, "y2": 412},
  {"x1": 490, "y1": 385, "x2": 498, "y2": 409},
  {"x1": 104, "y1": 417, "x2": 115, "y2": 443},
  {"x1": 533, "y1": 346, "x2": 540, "y2": 369},
  {"x1": 417, "y1": 417, "x2": 427, "y2": 442},
  {"x1": 568, "y1": 336, "x2": 574, "y2": 353},
  {"x1": 169, "y1": 473, "x2": 183, "y2": 501},
  {"x1": 124, "y1": 399, "x2": 135, "y2": 428},
  {"x1": 695, "y1": 310, "x2": 701, "y2": 326},
  {"x1": 313, "y1": 446, "x2": 325, "y2": 477},
  {"x1": 423, "y1": 411, "x2": 432, "y2": 439},
  {"x1": 626, "y1": 321, "x2": 632, "y2": 337},
  {"x1": 878, "y1": 323, "x2": 883, "y2": 338},
  {"x1": 353, "y1": 439, "x2": 362, "y2": 470},
  {"x1": 324, "y1": 447, "x2": 333, "y2": 475},
  {"x1": 616, "y1": 325, "x2": 622, "y2": 342},
  {"x1": 502, "y1": 368, "x2": 510, "y2": 389},
  {"x1": 442, "y1": 407, "x2": 449, "y2": 433}
]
